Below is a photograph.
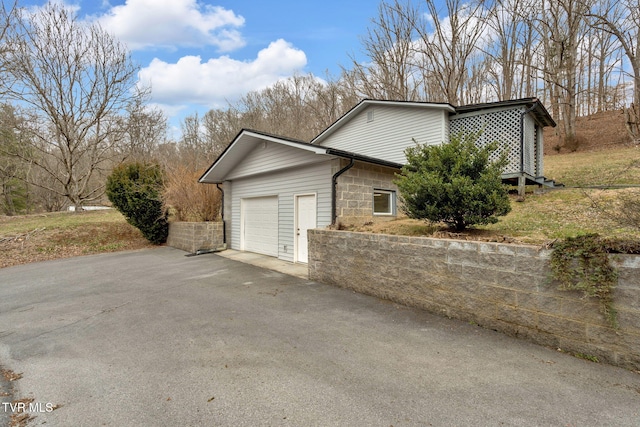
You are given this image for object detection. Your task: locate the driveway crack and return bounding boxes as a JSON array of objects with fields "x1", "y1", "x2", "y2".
[{"x1": 20, "y1": 301, "x2": 132, "y2": 343}]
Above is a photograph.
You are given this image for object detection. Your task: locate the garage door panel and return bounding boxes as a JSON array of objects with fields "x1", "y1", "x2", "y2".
[{"x1": 242, "y1": 196, "x2": 278, "y2": 257}]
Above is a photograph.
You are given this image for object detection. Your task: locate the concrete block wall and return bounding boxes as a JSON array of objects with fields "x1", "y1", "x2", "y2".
[
  {"x1": 167, "y1": 222, "x2": 224, "y2": 254},
  {"x1": 334, "y1": 160, "x2": 401, "y2": 225},
  {"x1": 308, "y1": 229, "x2": 640, "y2": 370}
]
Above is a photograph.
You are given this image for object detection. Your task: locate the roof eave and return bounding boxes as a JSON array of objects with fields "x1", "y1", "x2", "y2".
[
  {"x1": 453, "y1": 98, "x2": 556, "y2": 127},
  {"x1": 326, "y1": 148, "x2": 403, "y2": 169},
  {"x1": 198, "y1": 129, "x2": 246, "y2": 183}
]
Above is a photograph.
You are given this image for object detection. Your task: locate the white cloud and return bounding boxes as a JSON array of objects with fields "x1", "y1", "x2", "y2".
[
  {"x1": 26, "y1": 0, "x2": 81, "y2": 16},
  {"x1": 96, "y1": 0, "x2": 245, "y2": 51},
  {"x1": 138, "y1": 39, "x2": 307, "y2": 108}
]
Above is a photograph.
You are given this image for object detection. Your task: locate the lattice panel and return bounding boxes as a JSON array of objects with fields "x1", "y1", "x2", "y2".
[{"x1": 450, "y1": 108, "x2": 534, "y2": 174}]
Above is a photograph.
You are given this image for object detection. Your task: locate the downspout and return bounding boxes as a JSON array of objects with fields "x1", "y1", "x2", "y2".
[
  {"x1": 331, "y1": 158, "x2": 355, "y2": 225},
  {"x1": 520, "y1": 104, "x2": 538, "y2": 173},
  {"x1": 215, "y1": 183, "x2": 226, "y2": 245}
]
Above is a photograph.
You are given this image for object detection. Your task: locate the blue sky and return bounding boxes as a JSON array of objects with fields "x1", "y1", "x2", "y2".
[{"x1": 20, "y1": 0, "x2": 383, "y2": 135}]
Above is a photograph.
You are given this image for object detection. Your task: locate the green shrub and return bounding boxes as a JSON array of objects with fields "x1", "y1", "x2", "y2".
[
  {"x1": 106, "y1": 162, "x2": 168, "y2": 244},
  {"x1": 394, "y1": 132, "x2": 511, "y2": 231}
]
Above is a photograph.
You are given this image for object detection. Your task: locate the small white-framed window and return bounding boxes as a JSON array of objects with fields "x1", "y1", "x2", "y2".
[
  {"x1": 373, "y1": 189, "x2": 395, "y2": 215},
  {"x1": 367, "y1": 109, "x2": 374, "y2": 122}
]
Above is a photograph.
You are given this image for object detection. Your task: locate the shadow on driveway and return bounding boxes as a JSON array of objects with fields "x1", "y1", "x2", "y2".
[{"x1": 0, "y1": 247, "x2": 639, "y2": 426}]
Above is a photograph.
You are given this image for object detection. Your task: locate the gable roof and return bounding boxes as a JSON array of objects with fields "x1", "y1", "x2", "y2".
[
  {"x1": 310, "y1": 99, "x2": 456, "y2": 145},
  {"x1": 198, "y1": 129, "x2": 403, "y2": 184}
]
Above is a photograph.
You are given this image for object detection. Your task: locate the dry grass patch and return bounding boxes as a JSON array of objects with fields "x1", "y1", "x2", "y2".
[
  {"x1": 348, "y1": 189, "x2": 640, "y2": 245},
  {"x1": 0, "y1": 210, "x2": 154, "y2": 269},
  {"x1": 544, "y1": 146, "x2": 640, "y2": 187},
  {"x1": 483, "y1": 189, "x2": 640, "y2": 243}
]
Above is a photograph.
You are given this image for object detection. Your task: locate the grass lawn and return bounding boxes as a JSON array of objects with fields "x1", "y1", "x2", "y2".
[
  {"x1": 544, "y1": 146, "x2": 640, "y2": 186},
  {"x1": 481, "y1": 188, "x2": 640, "y2": 243},
  {"x1": 0, "y1": 210, "x2": 154, "y2": 269}
]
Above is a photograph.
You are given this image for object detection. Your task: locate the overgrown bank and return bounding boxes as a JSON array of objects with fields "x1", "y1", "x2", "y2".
[{"x1": 0, "y1": 210, "x2": 153, "y2": 269}]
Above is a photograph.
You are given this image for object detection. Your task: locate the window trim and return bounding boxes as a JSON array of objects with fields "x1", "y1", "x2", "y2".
[{"x1": 373, "y1": 189, "x2": 395, "y2": 216}]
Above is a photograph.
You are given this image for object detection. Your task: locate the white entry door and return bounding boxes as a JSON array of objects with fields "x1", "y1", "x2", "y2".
[{"x1": 295, "y1": 194, "x2": 316, "y2": 263}]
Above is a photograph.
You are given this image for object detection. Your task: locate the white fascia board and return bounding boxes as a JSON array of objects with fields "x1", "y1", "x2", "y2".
[
  {"x1": 199, "y1": 131, "x2": 249, "y2": 183},
  {"x1": 363, "y1": 100, "x2": 456, "y2": 111}
]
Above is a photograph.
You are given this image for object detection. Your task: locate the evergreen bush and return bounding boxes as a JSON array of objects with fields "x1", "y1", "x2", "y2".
[
  {"x1": 394, "y1": 132, "x2": 511, "y2": 231},
  {"x1": 106, "y1": 162, "x2": 168, "y2": 244}
]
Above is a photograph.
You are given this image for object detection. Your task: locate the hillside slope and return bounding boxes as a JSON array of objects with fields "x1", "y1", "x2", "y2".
[{"x1": 543, "y1": 110, "x2": 632, "y2": 154}]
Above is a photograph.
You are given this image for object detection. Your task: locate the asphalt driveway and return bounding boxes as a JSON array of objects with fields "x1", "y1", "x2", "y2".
[{"x1": 0, "y1": 247, "x2": 639, "y2": 426}]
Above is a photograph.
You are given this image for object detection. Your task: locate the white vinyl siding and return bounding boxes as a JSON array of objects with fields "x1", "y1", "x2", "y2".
[
  {"x1": 229, "y1": 160, "x2": 333, "y2": 262},
  {"x1": 317, "y1": 105, "x2": 449, "y2": 164},
  {"x1": 226, "y1": 141, "x2": 324, "y2": 180},
  {"x1": 222, "y1": 180, "x2": 232, "y2": 245},
  {"x1": 443, "y1": 117, "x2": 450, "y2": 144}
]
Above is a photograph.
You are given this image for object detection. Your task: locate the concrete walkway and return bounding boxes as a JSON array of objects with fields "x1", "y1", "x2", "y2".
[
  {"x1": 214, "y1": 249, "x2": 309, "y2": 279},
  {"x1": 0, "y1": 247, "x2": 639, "y2": 426}
]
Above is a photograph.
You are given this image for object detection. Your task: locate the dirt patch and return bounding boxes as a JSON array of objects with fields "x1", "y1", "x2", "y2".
[{"x1": 544, "y1": 110, "x2": 633, "y2": 154}]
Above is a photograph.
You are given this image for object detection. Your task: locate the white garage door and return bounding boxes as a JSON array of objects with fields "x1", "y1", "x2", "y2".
[{"x1": 241, "y1": 196, "x2": 278, "y2": 257}]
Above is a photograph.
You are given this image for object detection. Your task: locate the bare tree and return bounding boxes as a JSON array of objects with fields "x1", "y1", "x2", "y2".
[
  {"x1": 536, "y1": 0, "x2": 591, "y2": 149},
  {"x1": 231, "y1": 73, "x2": 355, "y2": 140},
  {"x1": 588, "y1": 0, "x2": 640, "y2": 141},
  {"x1": 414, "y1": 0, "x2": 488, "y2": 104},
  {"x1": 0, "y1": 1, "x2": 18, "y2": 86},
  {"x1": 179, "y1": 113, "x2": 205, "y2": 170},
  {"x1": 341, "y1": 0, "x2": 488, "y2": 105},
  {"x1": 575, "y1": 19, "x2": 621, "y2": 115},
  {"x1": 344, "y1": 0, "x2": 424, "y2": 101},
  {"x1": 123, "y1": 91, "x2": 167, "y2": 163},
  {"x1": 202, "y1": 107, "x2": 242, "y2": 154},
  {"x1": 308, "y1": 73, "x2": 360, "y2": 129},
  {"x1": 26, "y1": 155, "x2": 68, "y2": 212},
  {"x1": 1, "y1": 3, "x2": 141, "y2": 209},
  {"x1": 461, "y1": 57, "x2": 491, "y2": 104},
  {"x1": 482, "y1": 0, "x2": 538, "y2": 100}
]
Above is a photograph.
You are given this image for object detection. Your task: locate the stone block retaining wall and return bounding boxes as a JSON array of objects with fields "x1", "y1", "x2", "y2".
[
  {"x1": 308, "y1": 229, "x2": 640, "y2": 370},
  {"x1": 167, "y1": 222, "x2": 224, "y2": 254}
]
